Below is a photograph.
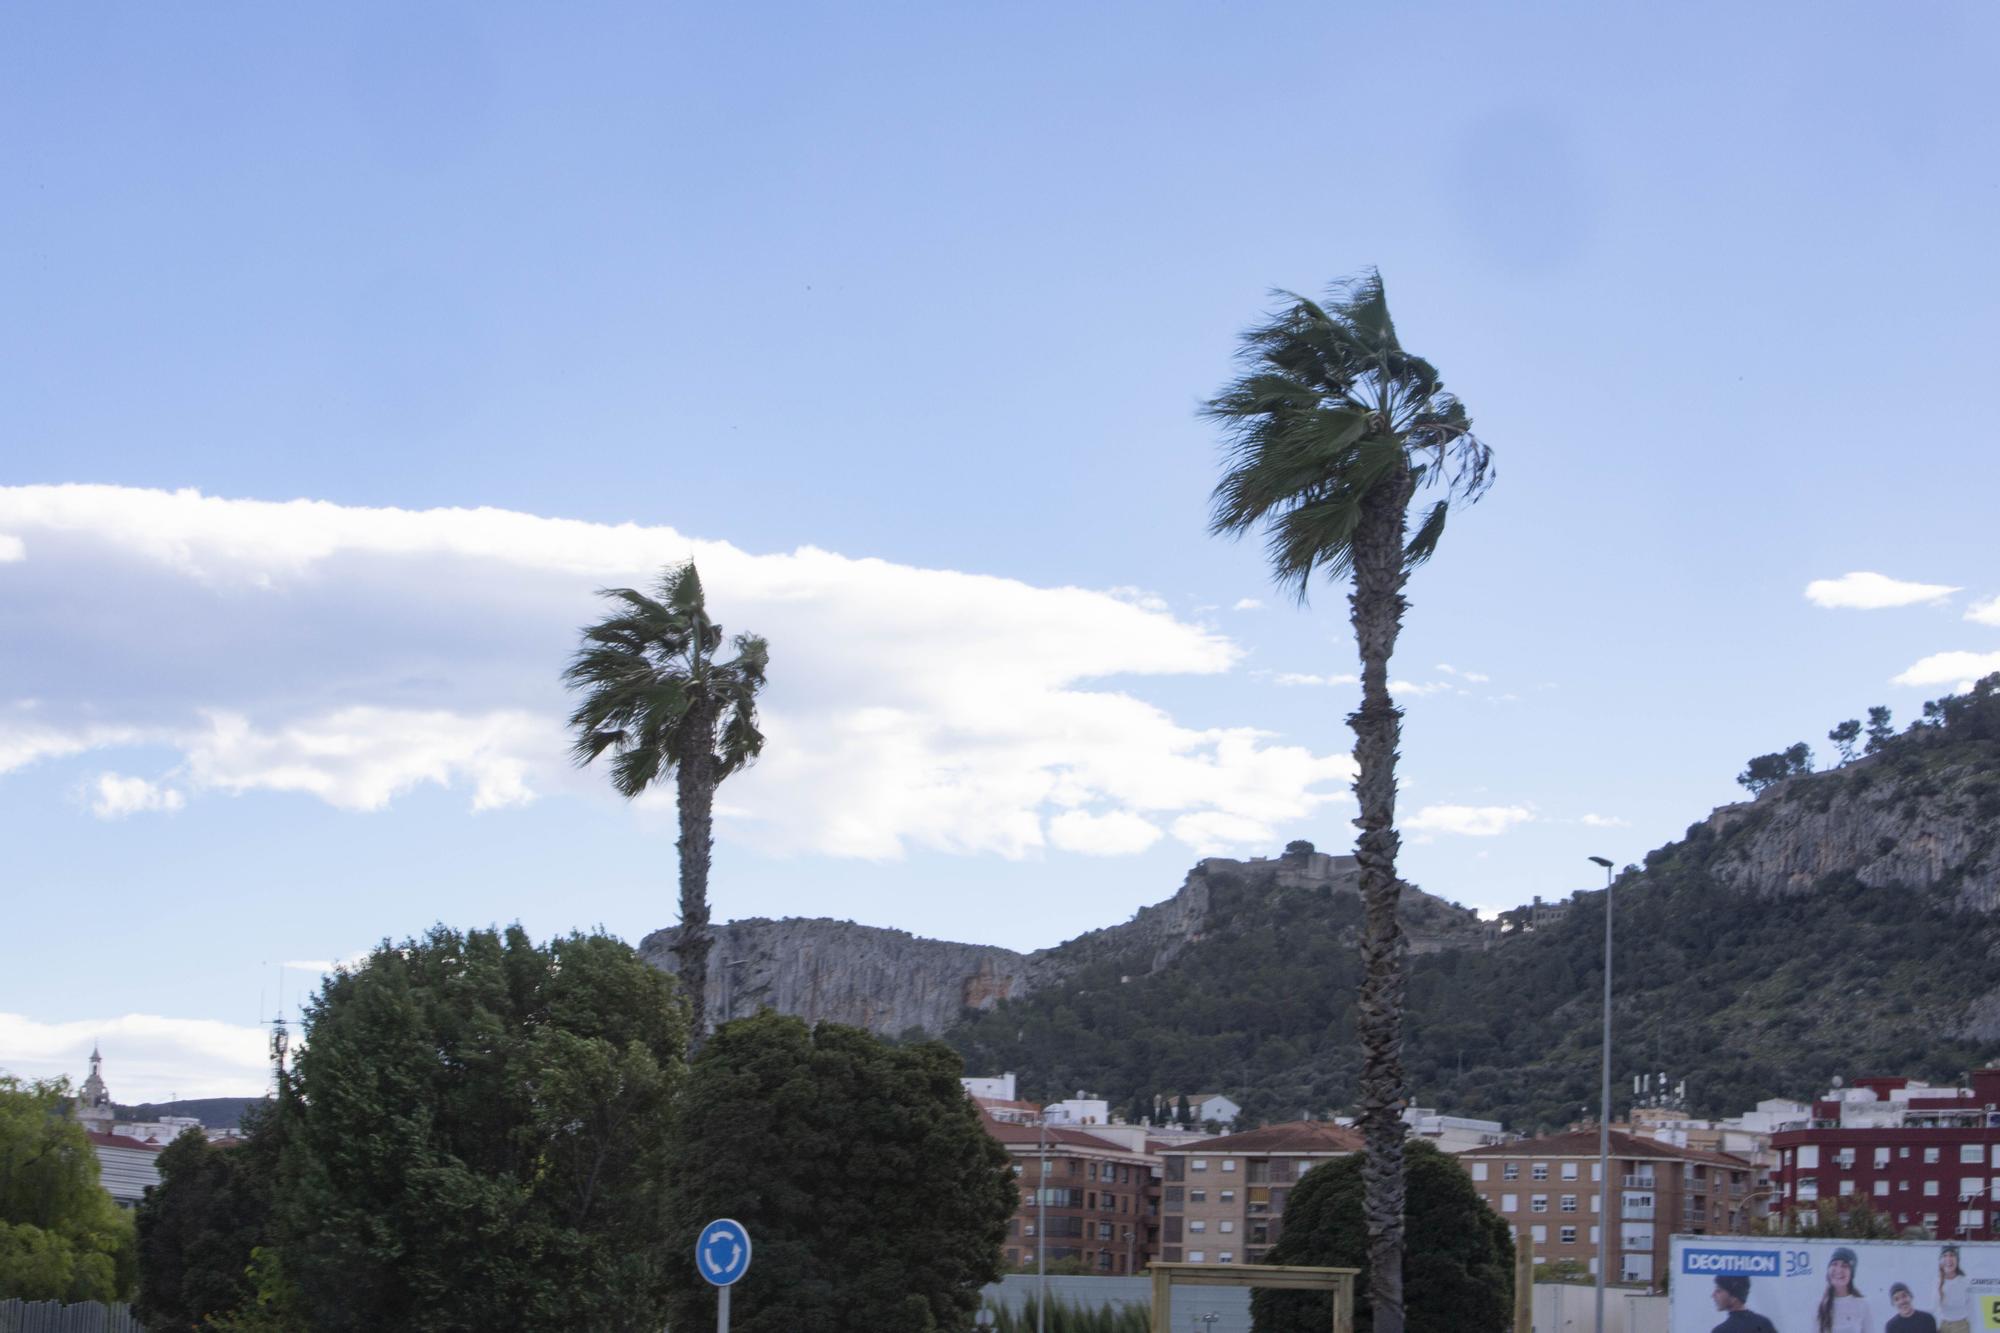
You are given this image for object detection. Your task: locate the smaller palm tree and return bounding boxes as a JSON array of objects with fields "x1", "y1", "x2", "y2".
[{"x1": 563, "y1": 562, "x2": 768, "y2": 1046}]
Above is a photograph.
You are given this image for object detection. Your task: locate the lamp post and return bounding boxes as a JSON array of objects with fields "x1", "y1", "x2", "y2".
[
  {"x1": 1038, "y1": 1112, "x2": 1049, "y2": 1333},
  {"x1": 1588, "y1": 855, "x2": 1615, "y2": 1333}
]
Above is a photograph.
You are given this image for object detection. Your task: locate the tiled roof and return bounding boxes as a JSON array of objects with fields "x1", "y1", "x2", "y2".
[
  {"x1": 982, "y1": 1118, "x2": 1138, "y2": 1153},
  {"x1": 1462, "y1": 1129, "x2": 1752, "y2": 1168},
  {"x1": 1156, "y1": 1121, "x2": 1364, "y2": 1154},
  {"x1": 85, "y1": 1130, "x2": 164, "y2": 1153}
]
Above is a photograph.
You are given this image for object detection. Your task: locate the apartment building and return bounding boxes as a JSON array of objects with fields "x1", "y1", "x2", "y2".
[
  {"x1": 1770, "y1": 1067, "x2": 2000, "y2": 1239},
  {"x1": 1462, "y1": 1130, "x2": 1754, "y2": 1288},
  {"x1": 984, "y1": 1117, "x2": 1161, "y2": 1275},
  {"x1": 1155, "y1": 1121, "x2": 1364, "y2": 1265}
]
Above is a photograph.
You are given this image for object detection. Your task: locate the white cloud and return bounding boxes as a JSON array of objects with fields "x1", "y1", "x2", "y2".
[
  {"x1": 1390, "y1": 679, "x2": 1457, "y2": 697},
  {"x1": 1892, "y1": 650, "x2": 2000, "y2": 692},
  {"x1": 1404, "y1": 804, "x2": 1533, "y2": 837},
  {"x1": 1274, "y1": 672, "x2": 1359, "y2": 687},
  {"x1": 0, "y1": 1012, "x2": 272, "y2": 1101},
  {"x1": 1968, "y1": 597, "x2": 2000, "y2": 627},
  {"x1": 1171, "y1": 809, "x2": 1285, "y2": 856},
  {"x1": 1805, "y1": 571, "x2": 1960, "y2": 610},
  {"x1": 1047, "y1": 809, "x2": 1164, "y2": 856},
  {"x1": 1579, "y1": 813, "x2": 1630, "y2": 829},
  {"x1": 1232, "y1": 598, "x2": 1265, "y2": 612},
  {"x1": 0, "y1": 534, "x2": 23, "y2": 562},
  {"x1": 89, "y1": 772, "x2": 185, "y2": 819},
  {"x1": 1436, "y1": 664, "x2": 1491, "y2": 684},
  {"x1": 0, "y1": 485, "x2": 1350, "y2": 859},
  {"x1": 186, "y1": 707, "x2": 550, "y2": 812}
]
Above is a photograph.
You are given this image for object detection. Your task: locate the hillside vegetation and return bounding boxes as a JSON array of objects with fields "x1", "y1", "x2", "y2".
[{"x1": 947, "y1": 675, "x2": 2000, "y2": 1130}]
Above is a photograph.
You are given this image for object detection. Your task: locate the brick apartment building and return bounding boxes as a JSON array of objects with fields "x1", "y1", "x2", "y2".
[
  {"x1": 1462, "y1": 1130, "x2": 1754, "y2": 1287},
  {"x1": 1155, "y1": 1121, "x2": 1365, "y2": 1265},
  {"x1": 1771, "y1": 1067, "x2": 2000, "y2": 1239},
  {"x1": 983, "y1": 1117, "x2": 1162, "y2": 1274}
]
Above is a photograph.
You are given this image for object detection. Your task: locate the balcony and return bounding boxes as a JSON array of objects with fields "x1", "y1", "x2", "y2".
[
  {"x1": 1622, "y1": 1176, "x2": 1657, "y2": 1189},
  {"x1": 1621, "y1": 1206, "x2": 1655, "y2": 1221}
]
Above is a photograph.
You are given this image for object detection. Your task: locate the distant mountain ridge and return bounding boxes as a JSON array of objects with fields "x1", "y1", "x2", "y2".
[
  {"x1": 647, "y1": 676, "x2": 2000, "y2": 1131},
  {"x1": 115, "y1": 1096, "x2": 265, "y2": 1130}
]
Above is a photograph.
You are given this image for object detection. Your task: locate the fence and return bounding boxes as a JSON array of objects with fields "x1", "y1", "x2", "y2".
[{"x1": 0, "y1": 1301, "x2": 146, "y2": 1333}]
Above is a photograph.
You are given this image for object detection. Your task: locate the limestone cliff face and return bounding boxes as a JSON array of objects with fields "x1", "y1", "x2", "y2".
[
  {"x1": 640, "y1": 843, "x2": 1484, "y2": 1035},
  {"x1": 1703, "y1": 754, "x2": 2000, "y2": 909}
]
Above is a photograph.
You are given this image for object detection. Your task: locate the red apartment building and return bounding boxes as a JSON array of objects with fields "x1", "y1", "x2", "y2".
[
  {"x1": 982, "y1": 1117, "x2": 1162, "y2": 1274},
  {"x1": 1771, "y1": 1067, "x2": 2000, "y2": 1239}
]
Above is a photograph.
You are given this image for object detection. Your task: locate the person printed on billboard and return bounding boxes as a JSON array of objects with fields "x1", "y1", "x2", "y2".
[
  {"x1": 1887, "y1": 1283, "x2": 1939, "y2": 1333},
  {"x1": 1712, "y1": 1275, "x2": 1779, "y2": 1333},
  {"x1": 1936, "y1": 1246, "x2": 1971, "y2": 1333},
  {"x1": 1817, "y1": 1246, "x2": 1875, "y2": 1333}
]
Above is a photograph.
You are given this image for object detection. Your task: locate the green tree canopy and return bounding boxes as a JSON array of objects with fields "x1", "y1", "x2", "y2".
[
  {"x1": 273, "y1": 925, "x2": 686, "y2": 1332},
  {"x1": 663, "y1": 1012, "x2": 1015, "y2": 1333},
  {"x1": 0, "y1": 1074, "x2": 135, "y2": 1303},
  {"x1": 1250, "y1": 1141, "x2": 1512, "y2": 1333},
  {"x1": 134, "y1": 1109, "x2": 285, "y2": 1333}
]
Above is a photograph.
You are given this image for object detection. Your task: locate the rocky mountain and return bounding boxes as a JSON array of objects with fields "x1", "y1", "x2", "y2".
[
  {"x1": 648, "y1": 674, "x2": 2000, "y2": 1132},
  {"x1": 639, "y1": 844, "x2": 1484, "y2": 1036}
]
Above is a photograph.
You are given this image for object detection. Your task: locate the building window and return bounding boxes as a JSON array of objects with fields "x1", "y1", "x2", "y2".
[
  {"x1": 1926, "y1": 1148, "x2": 1941, "y2": 1165},
  {"x1": 1193, "y1": 1159, "x2": 1209, "y2": 1172},
  {"x1": 1924, "y1": 1214, "x2": 1939, "y2": 1231},
  {"x1": 1839, "y1": 1181, "x2": 1856, "y2": 1197},
  {"x1": 1562, "y1": 1162, "x2": 1579, "y2": 1181},
  {"x1": 1220, "y1": 1221, "x2": 1235, "y2": 1234},
  {"x1": 1962, "y1": 1210, "x2": 1987, "y2": 1229},
  {"x1": 1504, "y1": 1163, "x2": 1520, "y2": 1180},
  {"x1": 1561, "y1": 1195, "x2": 1578, "y2": 1213},
  {"x1": 1219, "y1": 1252, "x2": 1234, "y2": 1264},
  {"x1": 1223, "y1": 1160, "x2": 1237, "y2": 1173},
  {"x1": 1190, "y1": 1221, "x2": 1206, "y2": 1233},
  {"x1": 1189, "y1": 1251, "x2": 1206, "y2": 1263},
  {"x1": 1561, "y1": 1226, "x2": 1578, "y2": 1244},
  {"x1": 1531, "y1": 1225, "x2": 1547, "y2": 1244},
  {"x1": 1590, "y1": 1226, "x2": 1601, "y2": 1245},
  {"x1": 1901, "y1": 1148, "x2": 1911, "y2": 1159},
  {"x1": 1220, "y1": 1191, "x2": 1235, "y2": 1202},
  {"x1": 1876, "y1": 1148, "x2": 1892, "y2": 1168},
  {"x1": 1835, "y1": 1150, "x2": 1856, "y2": 1169},
  {"x1": 1190, "y1": 1190, "x2": 1206, "y2": 1203},
  {"x1": 1472, "y1": 1163, "x2": 1489, "y2": 1182},
  {"x1": 1592, "y1": 1163, "x2": 1603, "y2": 1183},
  {"x1": 1798, "y1": 1146, "x2": 1820, "y2": 1170},
  {"x1": 1875, "y1": 1181, "x2": 1890, "y2": 1197},
  {"x1": 1501, "y1": 1194, "x2": 1519, "y2": 1213},
  {"x1": 1927, "y1": 1181, "x2": 1941, "y2": 1197},
  {"x1": 1963, "y1": 1178, "x2": 1987, "y2": 1199},
  {"x1": 1532, "y1": 1196, "x2": 1549, "y2": 1213},
  {"x1": 1966, "y1": 1145, "x2": 1989, "y2": 1165},
  {"x1": 1591, "y1": 1196, "x2": 1600, "y2": 1213},
  {"x1": 1532, "y1": 1163, "x2": 1550, "y2": 1181}
]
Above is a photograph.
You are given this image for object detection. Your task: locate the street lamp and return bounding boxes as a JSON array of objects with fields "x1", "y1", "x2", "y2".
[
  {"x1": 1588, "y1": 855, "x2": 1615, "y2": 1333},
  {"x1": 1037, "y1": 1112, "x2": 1050, "y2": 1333}
]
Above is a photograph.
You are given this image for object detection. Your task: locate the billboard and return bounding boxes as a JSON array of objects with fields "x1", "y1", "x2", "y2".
[{"x1": 1670, "y1": 1237, "x2": 2000, "y2": 1333}]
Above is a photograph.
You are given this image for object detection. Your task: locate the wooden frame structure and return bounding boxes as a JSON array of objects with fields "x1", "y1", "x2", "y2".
[{"x1": 1146, "y1": 1261, "x2": 1358, "y2": 1333}]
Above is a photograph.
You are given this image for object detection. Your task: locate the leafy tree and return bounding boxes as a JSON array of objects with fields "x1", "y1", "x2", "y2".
[
  {"x1": 1828, "y1": 719, "x2": 1861, "y2": 765},
  {"x1": 663, "y1": 1012, "x2": 1014, "y2": 1333},
  {"x1": 1738, "y1": 742, "x2": 1813, "y2": 794},
  {"x1": 1792, "y1": 1200, "x2": 1902, "y2": 1239},
  {"x1": 988, "y1": 1294, "x2": 1150, "y2": 1333},
  {"x1": 1251, "y1": 1142, "x2": 1511, "y2": 1333},
  {"x1": 1205, "y1": 271, "x2": 1493, "y2": 1333},
  {"x1": 565, "y1": 562, "x2": 769, "y2": 1045},
  {"x1": 1865, "y1": 706, "x2": 1895, "y2": 753},
  {"x1": 0, "y1": 1074, "x2": 135, "y2": 1302},
  {"x1": 274, "y1": 926, "x2": 686, "y2": 1332},
  {"x1": 135, "y1": 1111, "x2": 284, "y2": 1332}
]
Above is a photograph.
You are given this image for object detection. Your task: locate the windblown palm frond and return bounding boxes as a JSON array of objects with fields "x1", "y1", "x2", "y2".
[{"x1": 1204, "y1": 269, "x2": 1492, "y2": 601}]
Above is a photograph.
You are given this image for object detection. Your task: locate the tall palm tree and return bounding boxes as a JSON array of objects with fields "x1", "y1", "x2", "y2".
[
  {"x1": 1204, "y1": 271, "x2": 1492, "y2": 1333},
  {"x1": 563, "y1": 561, "x2": 769, "y2": 1047}
]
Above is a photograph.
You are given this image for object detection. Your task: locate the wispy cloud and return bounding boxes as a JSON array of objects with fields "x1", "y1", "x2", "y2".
[
  {"x1": 88, "y1": 773, "x2": 185, "y2": 819},
  {"x1": 1435, "y1": 664, "x2": 1491, "y2": 684},
  {"x1": 1805, "y1": 571, "x2": 1959, "y2": 610},
  {"x1": 0, "y1": 485, "x2": 1352, "y2": 860},
  {"x1": 1967, "y1": 597, "x2": 2000, "y2": 627},
  {"x1": 1405, "y1": 804, "x2": 1533, "y2": 836},
  {"x1": 0, "y1": 1012, "x2": 271, "y2": 1101},
  {"x1": 1273, "y1": 672, "x2": 1359, "y2": 688},
  {"x1": 1580, "y1": 813, "x2": 1629, "y2": 828},
  {"x1": 1232, "y1": 598, "x2": 1265, "y2": 612},
  {"x1": 1892, "y1": 650, "x2": 2000, "y2": 692}
]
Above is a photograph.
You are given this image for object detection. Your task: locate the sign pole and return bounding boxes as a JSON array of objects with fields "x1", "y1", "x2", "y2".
[{"x1": 718, "y1": 1280, "x2": 730, "y2": 1333}]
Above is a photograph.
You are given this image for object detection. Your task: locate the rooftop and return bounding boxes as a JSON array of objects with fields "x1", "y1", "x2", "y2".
[
  {"x1": 1156, "y1": 1120, "x2": 1364, "y2": 1155},
  {"x1": 1462, "y1": 1129, "x2": 1752, "y2": 1168}
]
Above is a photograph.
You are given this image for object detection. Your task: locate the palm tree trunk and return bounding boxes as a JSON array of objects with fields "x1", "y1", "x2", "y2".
[
  {"x1": 676, "y1": 717, "x2": 717, "y2": 1051},
  {"x1": 1348, "y1": 460, "x2": 1414, "y2": 1333}
]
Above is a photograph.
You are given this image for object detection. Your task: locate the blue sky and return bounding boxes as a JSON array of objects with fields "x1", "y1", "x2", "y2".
[{"x1": 3, "y1": 3, "x2": 1997, "y2": 1099}]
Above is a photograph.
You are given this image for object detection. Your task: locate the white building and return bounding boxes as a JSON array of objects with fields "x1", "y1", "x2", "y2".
[
  {"x1": 961, "y1": 1072, "x2": 1018, "y2": 1102},
  {"x1": 1403, "y1": 1106, "x2": 1507, "y2": 1152},
  {"x1": 1187, "y1": 1094, "x2": 1242, "y2": 1128},
  {"x1": 1041, "y1": 1093, "x2": 1112, "y2": 1126}
]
